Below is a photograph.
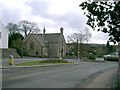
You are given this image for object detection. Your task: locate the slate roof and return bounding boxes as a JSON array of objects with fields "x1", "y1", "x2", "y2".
[
  {"x1": 24, "y1": 33, "x2": 62, "y2": 47},
  {"x1": 44, "y1": 33, "x2": 61, "y2": 43},
  {"x1": 33, "y1": 34, "x2": 45, "y2": 46},
  {"x1": 35, "y1": 33, "x2": 61, "y2": 46}
]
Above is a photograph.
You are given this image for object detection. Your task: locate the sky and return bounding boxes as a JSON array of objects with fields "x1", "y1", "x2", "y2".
[{"x1": 0, "y1": 0, "x2": 109, "y2": 44}]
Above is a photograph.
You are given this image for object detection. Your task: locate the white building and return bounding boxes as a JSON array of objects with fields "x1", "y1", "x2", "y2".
[{"x1": 0, "y1": 21, "x2": 8, "y2": 48}]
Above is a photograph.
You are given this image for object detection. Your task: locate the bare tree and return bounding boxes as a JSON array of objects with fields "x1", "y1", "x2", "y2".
[
  {"x1": 67, "y1": 32, "x2": 87, "y2": 58},
  {"x1": 84, "y1": 27, "x2": 92, "y2": 43},
  {"x1": 67, "y1": 32, "x2": 86, "y2": 43},
  {"x1": 84, "y1": 27, "x2": 92, "y2": 59},
  {"x1": 18, "y1": 20, "x2": 40, "y2": 37},
  {"x1": 6, "y1": 23, "x2": 19, "y2": 34}
]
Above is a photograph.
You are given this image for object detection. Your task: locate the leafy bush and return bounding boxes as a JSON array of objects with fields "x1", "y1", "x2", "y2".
[
  {"x1": 40, "y1": 59, "x2": 68, "y2": 63},
  {"x1": 88, "y1": 56, "x2": 95, "y2": 60},
  {"x1": 16, "y1": 59, "x2": 69, "y2": 66},
  {"x1": 104, "y1": 57, "x2": 118, "y2": 62}
]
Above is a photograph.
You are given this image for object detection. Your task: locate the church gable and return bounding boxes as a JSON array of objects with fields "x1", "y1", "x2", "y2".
[
  {"x1": 24, "y1": 35, "x2": 43, "y2": 57},
  {"x1": 24, "y1": 27, "x2": 66, "y2": 58}
]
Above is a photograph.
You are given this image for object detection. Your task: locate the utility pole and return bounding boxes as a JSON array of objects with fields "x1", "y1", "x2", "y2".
[
  {"x1": 77, "y1": 39, "x2": 80, "y2": 61},
  {"x1": 118, "y1": 42, "x2": 120, "y2": 87}
]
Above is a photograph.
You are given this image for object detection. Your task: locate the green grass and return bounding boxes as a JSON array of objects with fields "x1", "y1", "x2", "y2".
[{"x1": 16, "y1": 59, "x2": 69, "y2": 66}]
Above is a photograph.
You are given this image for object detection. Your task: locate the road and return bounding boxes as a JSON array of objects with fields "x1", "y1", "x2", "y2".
[{"x1": 2, "y1": 61, "x2": 118, "y2": 88}]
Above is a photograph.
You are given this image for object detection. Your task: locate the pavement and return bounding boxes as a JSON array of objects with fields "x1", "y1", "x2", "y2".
[{"x1": 86, "y1": 67, "x2": 118, "y2": 88}]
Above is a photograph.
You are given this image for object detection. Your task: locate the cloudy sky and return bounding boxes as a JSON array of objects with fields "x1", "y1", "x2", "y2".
[{"x1": 0, "y1": 0, "x2": 109, "y2": 44}]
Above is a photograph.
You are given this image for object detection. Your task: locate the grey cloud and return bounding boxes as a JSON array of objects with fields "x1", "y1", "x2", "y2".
[
  {"x1": 91, "y1": 32, "x2": 109, "y2": 43},
  {"x1": 1, "y1": 1, "x2": 88, "y2": 34},
  {"x1": 1, "y1": 7, "x2": 21, "y2": 25},
  {"x1": 66, "y1": 13, "x2": 87, "y2": 31},
  {"x1": 48, "y1": 12, "x2": 87, "y2": 32},
  {"x1": 26, "y1": 1, "x2": 87, "y2": 32},
  {"x1": 27, "y1": 1, "x2": 50, "y2": 18}
]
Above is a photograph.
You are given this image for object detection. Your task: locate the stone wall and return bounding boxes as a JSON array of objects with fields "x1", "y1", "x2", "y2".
[
  {"x1": 42, "y1": 47, "x2": 48, "y2": 57},
  {"x1": 48, "y1": 43, "x2": 58, "y2": 58},
  {"x1": 1, "y1": 48, "x2": 20, "y2": 58},
  {"x1": 25, "y1": 36, "x2": 42, "y2": 57}
]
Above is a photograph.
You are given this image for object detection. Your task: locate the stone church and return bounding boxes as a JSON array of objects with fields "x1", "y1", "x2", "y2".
[{"x1": 23, "y1": 27, "x2": 66, "y2": 58}]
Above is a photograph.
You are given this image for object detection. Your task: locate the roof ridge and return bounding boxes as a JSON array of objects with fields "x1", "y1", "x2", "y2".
[
  {"x1": 30, "y1": 33, "x2": 61, "y2": 35},
  {"x1": 45, "y1": 33, "x2": 61, "y2": 34}
]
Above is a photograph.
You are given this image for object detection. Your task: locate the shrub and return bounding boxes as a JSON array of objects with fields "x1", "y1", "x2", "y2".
[
  {"x1": 39, "y1": 59, "x2": 68, "y2": 63},
  {"x1": 105, "y1": 57, "x2": 118, "y2": 62},
  {"x1": 88, "y1": 56, "x2": 95, "y2": 60},
  {"x1": 16, "y1": 59, "x2": 69, "y2": 66}
]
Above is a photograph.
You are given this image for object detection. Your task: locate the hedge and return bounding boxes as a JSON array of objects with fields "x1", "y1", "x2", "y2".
[
  {"x1": 88, "y1": 56, "x2": 96, "y2": 60},
  {"x1": 104, "y1": 57, "x2": 118, "y2": 62}
]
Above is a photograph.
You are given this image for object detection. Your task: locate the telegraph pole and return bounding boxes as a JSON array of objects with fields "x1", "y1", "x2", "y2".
[
  {"x1": 118, "y1": 42, "x2": 120, "y2": 87},
  {"x1": 77, "y1": 39, "x2": 80, "y2": 61}
]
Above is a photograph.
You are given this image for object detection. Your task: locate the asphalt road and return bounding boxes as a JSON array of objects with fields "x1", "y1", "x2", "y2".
[{"x1": 2, "y1": 61, "x2": 118, "y2": 88}]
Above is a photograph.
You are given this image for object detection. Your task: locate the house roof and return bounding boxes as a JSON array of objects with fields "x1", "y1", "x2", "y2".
[
  {"x1": 34, "y1": 33, "x2": 62, "y2": 46},
  {"x1": 44, "y1": 33, "x2": 61, "y2": 43},
  {"x1": 33, "y1": 34, "x2": 45, "y2": 46},
  {"x1": 24, "y1": 33, "x2": 63, "y2": 46}
]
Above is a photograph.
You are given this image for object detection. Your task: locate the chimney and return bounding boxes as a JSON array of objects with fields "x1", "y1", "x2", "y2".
[
  {"x1": 43, "y1": 26, "x2": 46, "y2": 35},
  {"x1": 60, "y1": 27, "x2": 63, "y2": 34}
]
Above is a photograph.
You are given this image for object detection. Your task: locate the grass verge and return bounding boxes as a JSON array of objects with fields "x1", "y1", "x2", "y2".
[{"x1": 16, "y1": 59, "x2": 70, "y2": 66}]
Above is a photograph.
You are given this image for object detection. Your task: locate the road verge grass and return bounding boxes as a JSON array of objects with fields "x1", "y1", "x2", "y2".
[{"x1": 16, "y1": 59, "x2": 70, "y2": 66}]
